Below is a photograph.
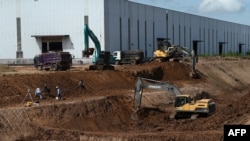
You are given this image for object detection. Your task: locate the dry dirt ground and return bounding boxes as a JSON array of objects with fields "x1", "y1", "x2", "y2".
[{"x1": 0, "y1": 57, "x2": 250, "y2": 141}]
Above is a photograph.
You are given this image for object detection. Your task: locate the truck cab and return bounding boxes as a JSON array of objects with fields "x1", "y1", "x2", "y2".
[
  {"x1": 113, "y1": 50, "x2": 144, "y2": 65},
  {"x1": 113, "y1": 51, "x2": 122, "y2": 64}
]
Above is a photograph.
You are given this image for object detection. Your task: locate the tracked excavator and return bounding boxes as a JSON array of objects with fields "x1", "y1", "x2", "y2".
[
  {"x1": 153, "y1": 38, "x2": 199, "y2": 78},
  {"x1": 132, "y1": 77, "x2": 216, "y2": 120},
  {"x1": 83, "y1": 19, "x2": 115, "y2": 70},
  {"x1": 153, "y1": 38, "x2": 191, "y2": 62}
]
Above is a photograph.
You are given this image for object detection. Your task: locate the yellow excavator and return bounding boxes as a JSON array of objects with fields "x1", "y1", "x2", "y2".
[
  {"x1": 153, "y1": 38, "x2": 199, "y2": 78},
  {"x1": 170, "y1": 94, "x2": 216, "y2": 119},
  {"x1": 132, "y1": 77, "x2": 216, "y2": 120},
  {"x1": 153, "y1": 38, "x2": 191, "y2": 62}
]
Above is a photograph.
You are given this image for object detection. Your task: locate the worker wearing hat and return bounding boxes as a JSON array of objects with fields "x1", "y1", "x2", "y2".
[{"x1": 35, "y1": 87, "x2": 43, "y2": 99}]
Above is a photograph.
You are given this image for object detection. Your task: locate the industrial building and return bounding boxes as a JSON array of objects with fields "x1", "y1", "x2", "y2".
[{"x1": 1, "y1": 0, "x2": 250, "y2": 64}]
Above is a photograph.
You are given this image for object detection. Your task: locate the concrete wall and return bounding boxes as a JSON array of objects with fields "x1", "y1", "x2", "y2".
[
  {"x1": 0, "y1": 0, "x2": 105, "y2": 60},
  {"x1": 0, "y1": 0, "x2": 250, "y2": 62},
  {"x1": 0, "y1": 0, "x2": 17, "y2": 59}
]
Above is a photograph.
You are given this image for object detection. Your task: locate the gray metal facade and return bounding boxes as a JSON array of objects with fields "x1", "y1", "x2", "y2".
[
  {"x1": 105, "y1": 0, "x2": 250, "y2": 56},
  {"x1": 0, "y1": 0, "x2": 250, "y2": 63}
]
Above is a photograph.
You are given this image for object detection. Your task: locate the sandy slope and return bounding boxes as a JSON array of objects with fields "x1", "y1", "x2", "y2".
[{"x1": 0, "y1": 58, "x2": 250, "y2": 140}]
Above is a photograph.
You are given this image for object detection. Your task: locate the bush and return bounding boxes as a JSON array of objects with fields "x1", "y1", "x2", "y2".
[{"x1": 0, "y1": 65, "x2": 16, "y2": 72}]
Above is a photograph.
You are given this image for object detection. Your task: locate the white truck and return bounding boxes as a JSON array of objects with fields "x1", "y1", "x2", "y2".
[{"x1": 112, "y1": 50, "x2": 144, "y2": 65}]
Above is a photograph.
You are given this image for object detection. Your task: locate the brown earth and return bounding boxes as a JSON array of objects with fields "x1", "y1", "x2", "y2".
[{"x1": 0, "y1": 57, "x2": 250, "y2": 141}]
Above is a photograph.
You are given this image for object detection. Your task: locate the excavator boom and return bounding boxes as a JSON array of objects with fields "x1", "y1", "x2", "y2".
[
  {"x1": 133, "y1": 77, "x2": 181, "y2": 111},
  {"x1": 83, "y1": 16, "x2": 114, "y2": 70},
  {"x1": 84, "y1": 23, "x2": 100, "y2": 62}
]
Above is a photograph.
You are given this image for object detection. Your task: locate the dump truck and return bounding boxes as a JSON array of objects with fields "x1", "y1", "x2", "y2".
[
  {"x1": 33, "y1": 51, "x2": 72, "y2": 71},
  {"x1": 112, "y1": 50, "x2": 144, "y2": 65}
]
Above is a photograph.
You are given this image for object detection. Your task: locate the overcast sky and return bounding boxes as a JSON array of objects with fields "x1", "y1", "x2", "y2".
[{"x1": 130, "y1": 0, "x2": 250, "y2": 26}]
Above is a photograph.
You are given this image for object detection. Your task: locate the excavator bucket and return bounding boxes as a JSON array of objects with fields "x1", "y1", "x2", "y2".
[
  {"x1": 83, "y1": 48, "x2": 94, "y2": 57},
  {"x1": 189, "y1": 71, "x2": 200, "y2": 79},
  {"x1": 130, "y1": 110, "x2": 139, "y2": 120}
]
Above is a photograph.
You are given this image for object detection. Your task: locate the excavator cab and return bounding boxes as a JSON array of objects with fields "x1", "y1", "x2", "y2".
[
  {"x1": 153, "y1": 38, "x2": 172, "y2": 60},
  {"x1": 157, "y1": 38, "x2": 172, "y2": 50},
  {"x1": 174, "y1": 95, "x2": 190, "y2": 107},
  {"x1": 171, "y1": 95, "x2": 216, "y2": 119}
]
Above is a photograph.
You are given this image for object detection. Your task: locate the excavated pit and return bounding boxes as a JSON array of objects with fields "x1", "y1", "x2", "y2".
[
  {"x1": 1, "y1": 60, "x2": 250, "y2": 140},
  {"x1": 0, "y1": 95, "x2": 133, "y2": 140},
  {"x1": 0, "y1": 94, "x2": 224, "y2": 141}
]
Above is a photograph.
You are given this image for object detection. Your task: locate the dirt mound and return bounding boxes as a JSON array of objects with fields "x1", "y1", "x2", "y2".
[
  {"x1": 1, "y1": 94, "x2": 223, "y2": 141},
  {"x1": 1, "y1": 59, "x2": 250, "y2": 140},
  {"x1": 118, "y1": 61, "x2": 197, "y2": 81},
  {"x1": 0, "y1": 62, "x2": 198, "y2": 108},
  {"x1": 0, "y1": 71, "x2": 134, "y2": 108},
  {"x1": 215, "y1": 92, "x2": 250, "y2": 125}
]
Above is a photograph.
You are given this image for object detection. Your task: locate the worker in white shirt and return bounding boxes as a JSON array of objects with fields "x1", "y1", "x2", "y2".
[
  {"x1": 56, "y1": 86, "x2": 62, "y2": 100},
  {"x1": 35, "y1": 87, "x2": 43, "y2": 99}
]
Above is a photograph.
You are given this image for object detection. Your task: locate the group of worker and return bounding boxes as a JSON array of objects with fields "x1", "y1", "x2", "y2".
[
  {"x1": 34, "y1": 84, "x2": 61, "y2": 100},
  {"x1": 34, "y1": 79, "x2": 85, "y2": 100}
]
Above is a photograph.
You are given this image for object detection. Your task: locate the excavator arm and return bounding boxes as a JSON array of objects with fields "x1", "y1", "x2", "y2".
[
  {"x1": 180, "y1": 46, "x2": 191, "y2": 56},
  {"x1": 133, "y1": 77, "x2": 181, "y2": 111},
  {"x1": 84, "y1": 23, "x2": 101, "y2": 64},
  {"x1": 83, "y1": 18, "x2": 114, "y2": 70}
]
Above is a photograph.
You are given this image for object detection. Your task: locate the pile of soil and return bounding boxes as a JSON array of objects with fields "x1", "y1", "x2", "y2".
[{"x1": 0, "y1": 60, "x2": 249, "y2": 141}]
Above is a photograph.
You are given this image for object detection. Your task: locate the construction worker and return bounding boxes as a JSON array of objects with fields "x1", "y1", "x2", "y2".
[
  {"x1": 56, "y1": 86, "x2": 62, "y2": 100},
  {"x1": 79, "y1": 80, "x2": 85, "y2": 91},
  {"x1": 44, "y1": 84, "x2": 50, "y2": 97},
  {"x1": 35, "y1": 87, "x2": 42, "y2": 99}
]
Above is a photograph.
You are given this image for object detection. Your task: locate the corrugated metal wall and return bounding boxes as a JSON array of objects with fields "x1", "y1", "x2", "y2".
[
  {"x1": 164, "y1": 10, "x2": 250, "y2": 56},
  {"x1": 104, "y1": 0, "x2": 167, "y2": 57},
  {"x1": 105, "y1": 1, "x2": 250, "y2": 57}
]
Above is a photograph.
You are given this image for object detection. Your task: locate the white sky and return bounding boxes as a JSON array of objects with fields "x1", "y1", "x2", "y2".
[{"x1": 130, "y1": 0, "x2": 250, "y2": 26}]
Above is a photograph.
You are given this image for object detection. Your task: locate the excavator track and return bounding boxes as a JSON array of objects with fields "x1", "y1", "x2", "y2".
[
  {"x1": 88, "y1": 65, "x2": 115, "y2": 70},
  {"x1": 190, "y1": 114, "x2": 199, "y2": 120}
]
